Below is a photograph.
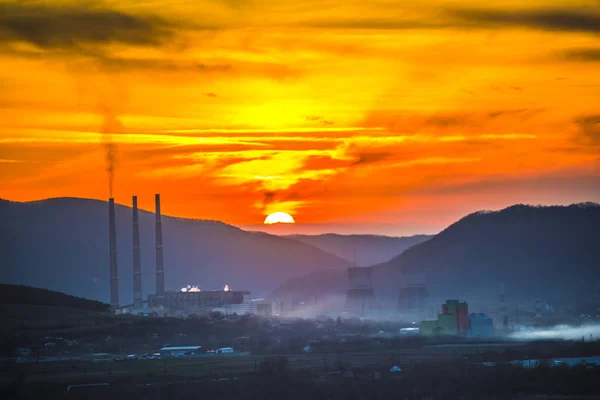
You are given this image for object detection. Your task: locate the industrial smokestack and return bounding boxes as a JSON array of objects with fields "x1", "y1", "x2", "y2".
[
  {"x1": 108, "y1": 198, "x2": 119, "y2": 310},
  {"x1": 155, "y1": 194, "x2": 165, "y2": 299},
  {"x1": 132, "y1": 196, "x2": 143, "y2": 309}
]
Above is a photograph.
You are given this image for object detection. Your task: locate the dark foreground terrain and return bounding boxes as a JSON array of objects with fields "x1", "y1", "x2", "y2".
[
  {"x1": 3, "y1": 357, "x2": 600, "y2": 399},
  {"x1": 3, "y1": 339, "x2": 600, "y2": 399},
  {"x1": 4, "y1": 287, "x2": 600, "y2": 399}
]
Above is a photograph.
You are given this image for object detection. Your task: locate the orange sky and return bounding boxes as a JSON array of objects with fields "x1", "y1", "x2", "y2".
[{"x1": 1, "y1": 0, "x2": 599, "y2": 234}]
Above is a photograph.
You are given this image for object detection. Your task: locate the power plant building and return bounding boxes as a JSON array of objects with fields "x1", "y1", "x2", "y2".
[
  {"x1": 108, "y1": 194, "x2": 252, "y2": 314},
  {"x1": 257, "y1": 303, "x2": 273, "y2": 318},
  {"x1": 148, "y1": 290, "x2": 247, "y2": 310},
  {"x1": 421, "y1": 299, "x2": 470, "y2": 336},
  {"x1": 469, "y1": 313, "x2": 494, "y2": 337}
]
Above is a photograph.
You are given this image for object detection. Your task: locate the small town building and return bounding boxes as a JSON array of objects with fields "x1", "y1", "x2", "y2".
[
  {"x1": 216, "y1": 347, "x2": 234, "y2": 354},
  {"x1": 159, "y1": 346, "x2": 203, "y2": 357}
]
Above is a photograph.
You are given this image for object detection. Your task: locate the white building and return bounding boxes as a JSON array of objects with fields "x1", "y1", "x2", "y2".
[
  {"x1": 216, "y1": 347, "x2": 234, "y2": 354},
  {"x1": 159, "y1": 346, "x2": 203, "y2": 357}
]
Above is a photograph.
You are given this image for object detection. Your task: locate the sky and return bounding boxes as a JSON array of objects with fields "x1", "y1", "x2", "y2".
[{"x1": 0, "y1": 0, "x2": 599, "y2": 235}]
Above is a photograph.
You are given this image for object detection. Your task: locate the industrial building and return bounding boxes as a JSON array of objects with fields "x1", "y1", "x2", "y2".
[
  {"x1": 421, "y1": 299, "x2": 470, "y2": 336},
  {"x1": 469, "y1": 313, "x2": 494, "y2": 337},
  {"x1": 344, "y1": 267, "x2": 376, "y2": 314},
  {"x1": 159, "y1": 346, "x2": 203, "y2": 357},
  {"x1": 148, "y1": 290, "x2": 247, "y2": 309},
  {"x1": 257, "y1": 303, "x2": 273, "y2": 318},
  {"x1": 108, "y1": 194, "x2": 252, "y2": 314},
  {"x1": 421, "y1": 300, "x2": 495, "y2": 337}
]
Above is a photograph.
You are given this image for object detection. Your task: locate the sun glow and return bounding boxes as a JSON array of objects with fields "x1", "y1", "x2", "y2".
[{"x1": 264, "y1": 212, "x2": 295, "y2": 225}]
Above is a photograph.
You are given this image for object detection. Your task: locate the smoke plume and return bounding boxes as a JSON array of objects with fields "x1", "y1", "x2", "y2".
[
  {"x1": 101, "y1": 108, "x2": 123, "y2": 197},
  {"x1": 181, "y1": 285, "x2": 201, "y2": 292},
  {"x1": 510, "y1": 324, "x2": 600, "y2": 341}
]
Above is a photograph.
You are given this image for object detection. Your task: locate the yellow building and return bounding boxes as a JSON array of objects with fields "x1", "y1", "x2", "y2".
[{"x1": 420, "y1": 299, "x2": 469, "y2": 336}]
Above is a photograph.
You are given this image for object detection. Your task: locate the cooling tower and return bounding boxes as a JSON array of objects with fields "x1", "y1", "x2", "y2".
[
  {"x1": 108, "y1": 198, "x2": 119, "y2": 309},
  {"x1": 345, "y1": 267, "x2": 375, "y2": 314},
  {"x1": 155, "y1": 194, "x2": 165, "y2": 299},
  {"x1": 132, "y1": 196, "x2": 143, "y2": 309},
  {"x1": 398, "y1": 284, "x2": 428, "y2": 311},
  {"x1": 347, "y1": 266, "x2": 373, "y2": 288}
]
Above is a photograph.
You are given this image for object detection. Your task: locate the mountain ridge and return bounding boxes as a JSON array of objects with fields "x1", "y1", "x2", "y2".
[
  {"x1": 286, "y1": 233, "x2": 432, "y2": 266},
  {"x1": 0, "y1": 197, "x2": 353, "y2": 303},
  {"x1": 271, "y1": 202, "x2": 600, "y2": 302}
]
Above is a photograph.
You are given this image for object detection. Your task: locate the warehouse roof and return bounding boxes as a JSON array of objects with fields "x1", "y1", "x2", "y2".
[{"x1": 160, "y1": 346, "x2": 202, "y2": 351}]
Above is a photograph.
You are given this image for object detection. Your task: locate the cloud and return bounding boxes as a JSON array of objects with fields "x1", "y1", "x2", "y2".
[
  {"x1": 412, "y1": 173, "x2": 600, "y2": 198},
  {"x1": 575, "y1": 114, "x2": 600, "y2": 145},
  {"x1": 449, "y1": 8, "x2": 600, "y2": 34},
  {"x1": 363, "y1": 108, "x2": 546, "y2": 133},
  {"x1": 561, "y1": 48, "x2": 600, "y2": 62},
  {"x1": 297, "y1": 6, "x2": 600, "y2": 35},
  {"x1": 303, "y1": 18, "x2": 452, "y2": 30},
  {"x1": 0, "y1": 3, "x2": 179, "y2": 49},
  {"x1": 351, "y1": 152, "x2": 392, "y2": 166}
]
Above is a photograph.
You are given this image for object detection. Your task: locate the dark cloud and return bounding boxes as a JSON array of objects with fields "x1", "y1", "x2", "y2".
[
  {"x1": 449, "y1": 8, "x2": 600, "y2": 34},
  {"x1": 575, "y1": 114, "x2": 600, "y2": 145},
  {"x1": 364, "y1": 108, "x2": 546, "y2": 132},
  {"x1": 411, "y1": 174, "x2": 600, "y2": 198},
  {"x1": 304, "y1": 18, "x2": 453, "y2": 30},
  {"x1": 562, "y1": 48, "x2": 600, "y2": 62},
  {"x1": 257, "y1": 191, "x2": 277, "y2": 212},
  {"x1": 99, "y1": 57, "x2": 233, "y2": 72},
  {"x1": 0, "y1": 3, "x2": 179, "y2": 49},
  {"x1": 352, "y1": 152, "x2": 392, "y2": 166},
  {"x1": 303, "y1": 7, "x2": 600, "y2": 34}
]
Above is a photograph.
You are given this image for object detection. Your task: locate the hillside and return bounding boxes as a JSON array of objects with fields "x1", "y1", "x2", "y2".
[
  {"x1": 271, "y1": 203, "x2": 600, "y2": 302},
  {"x1": 0, "y1": 284, "x2": 109, "y2": 312},
  {"x1": 0, "y1": 198, "x2": 351, "y2": 303},
  {"x1": 287, "y1": 234, "x2": 432, "y2": 266}
]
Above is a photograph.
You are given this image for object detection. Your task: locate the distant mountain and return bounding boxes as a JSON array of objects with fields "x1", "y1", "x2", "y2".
[
  {"x1": 0, "y1": 198, "x2": 351, "y2": 303},
  {"x1": 0, "y1": 284, "x2": 109, "y2": 312},
  {"x1": 287, "y1": 234, "x2": 432, "y2": 266},
  {"x1": 271, "y1": 203, "x2": 600, "y2": 302}
]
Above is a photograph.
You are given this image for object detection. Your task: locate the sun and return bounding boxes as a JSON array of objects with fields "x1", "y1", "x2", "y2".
[{"x1": 264, "y1": 212, "x2": 295, "y2": 225}]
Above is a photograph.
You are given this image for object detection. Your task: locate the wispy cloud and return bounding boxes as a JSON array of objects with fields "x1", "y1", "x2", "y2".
[
  {"x1": 448, "y1": 7, "x2": 600, "y2": 34},
  {"x1": 561, "y1": 48, "x2": 600, "y2": 62},
  {"x1": 0, "y1": 3, "x2": 179, "y2": 49}
]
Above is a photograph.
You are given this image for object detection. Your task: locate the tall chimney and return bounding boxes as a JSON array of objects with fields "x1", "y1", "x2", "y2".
[
  {"x1": 132, "y1": 196, "x2": 143, "y2": 309},
  {"x1": 108, "y1": 198, "x2": 119, "y2": 310},
  {"x1": 155, "y1": 194, "x2": 165, "y2": 299}
]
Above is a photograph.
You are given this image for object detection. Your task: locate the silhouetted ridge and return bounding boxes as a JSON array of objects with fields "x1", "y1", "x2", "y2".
[
  {"x1": 272, "y1": 203, "x2": 600, "y2": 302},
  {"x1": 0, "y1": 197, "x2": 352, "y2": 302},
  {"x1": 287, "y1": 233, "x2": 432, "y2": 266},
  {"x1": 0, "y1": 284, "x2": 109, "y2": 312}
]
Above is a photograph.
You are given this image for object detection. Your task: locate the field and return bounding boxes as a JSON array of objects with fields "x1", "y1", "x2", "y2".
[{"x1": 4, "y1": 346, "x2": 600, "y2": 400}]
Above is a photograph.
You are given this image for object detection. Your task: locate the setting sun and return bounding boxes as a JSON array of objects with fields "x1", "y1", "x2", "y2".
[{"x1": 264, "y1": 212, "x2": 295, "y2": 225}]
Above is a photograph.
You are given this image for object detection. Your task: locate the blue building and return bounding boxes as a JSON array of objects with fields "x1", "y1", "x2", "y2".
[{"x1": 469, "y1": 313, "x2": 494, "y2": 337}]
